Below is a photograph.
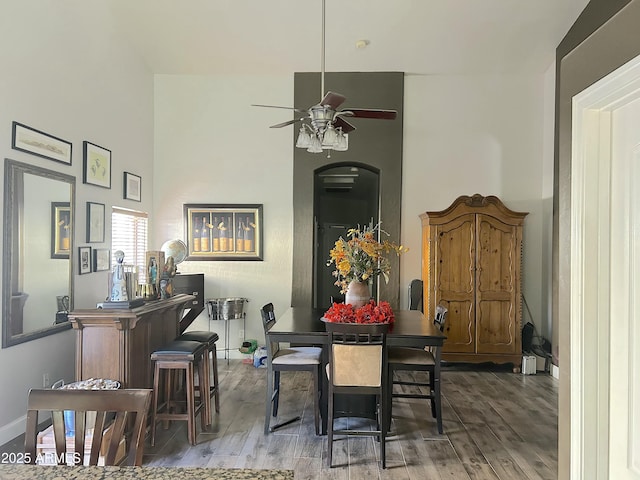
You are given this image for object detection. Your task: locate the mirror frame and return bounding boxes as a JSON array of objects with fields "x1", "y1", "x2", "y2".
[{"x1": 2, "y1": 158, "x2": 75, "y2": 347}]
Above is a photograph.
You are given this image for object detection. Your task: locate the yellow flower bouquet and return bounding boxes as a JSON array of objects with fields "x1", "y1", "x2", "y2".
[{"x1": 327, "y1": 222, "x2": 408, "y2": 294}]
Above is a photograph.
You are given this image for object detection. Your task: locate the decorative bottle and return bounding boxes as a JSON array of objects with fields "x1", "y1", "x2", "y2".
[
  {"x1": 212, "y1": 216, "x2": 220, "y2": 252},
  {"x1": 193, "y1": 217, "x2": 201, "y2": 252},
  {"x1": 219, "y1": 217, "x2": 228, "y2": 251},
  {"x1": 110, "y1": 250, "x2": 128, "y2": 302},
  {"x1": 201, "y1": 216, "x2": 210, "y2": 251},
  {"x1": 236, "y1": 220, "x2": 244, "y2": 252},
  {"x1": 244, "y1": 216, "x2": 254, "y2": 252},
  {"x1": 61, "y1": 223, "x2": 70, "y2": 251}
]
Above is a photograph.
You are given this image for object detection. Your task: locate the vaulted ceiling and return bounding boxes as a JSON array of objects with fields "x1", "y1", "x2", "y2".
[{"x1": 107, "y1": 0, "x2": 589, "y2": 76}]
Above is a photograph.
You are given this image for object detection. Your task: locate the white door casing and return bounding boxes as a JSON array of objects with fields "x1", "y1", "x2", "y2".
[{"x1": 571, "y1": 53, "x2": 640, "y2": 479}]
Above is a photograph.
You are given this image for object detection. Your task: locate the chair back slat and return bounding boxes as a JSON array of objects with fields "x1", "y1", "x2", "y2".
[
  {"x1": 260, "y1": 303, "x2": 280, "y2": 358},
  {"x1": 25, "y1": 388, "x2": 152, "y2": 467},
  {"x1": 89, "y1": 411, "x2": 107, "y2": 465}
]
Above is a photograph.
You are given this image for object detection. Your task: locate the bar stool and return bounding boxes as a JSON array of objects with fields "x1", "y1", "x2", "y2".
[
  {"x1": 177, "y1": 331, "x2": 221, "y2": 423},
  {"x1": 150, "y1": 339, "x2": 207, "y2": 446}
]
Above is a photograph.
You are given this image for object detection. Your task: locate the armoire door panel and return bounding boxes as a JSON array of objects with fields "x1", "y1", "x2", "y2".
[
  {"x1": 475, "y1": 214, "x2": 519, "y2": 354},
  {"x1": 476, "y1": 300, "x2": 517, "y2": 354},
  {"x1": 435, "y1": 215, "x2": 475, "y2": 296},
  {"x1": 434, "y1": 215, "x2": 475, "y2": 353},
  {"x1": 441, "y1": 299, "x2": 475, "y2": 353},
  {"x1": 476, "y1": 214, "x2": 518, "y2": 295}
]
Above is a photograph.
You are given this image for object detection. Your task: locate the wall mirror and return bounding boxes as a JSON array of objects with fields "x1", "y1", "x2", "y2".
[{"x1": 2, "y1": 158, "x2": 75, "y2": 347}]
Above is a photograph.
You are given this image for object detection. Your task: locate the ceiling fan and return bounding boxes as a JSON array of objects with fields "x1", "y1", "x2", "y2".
[{"x1": 252, "y1": 0, "x2": 397, "y2": 154}]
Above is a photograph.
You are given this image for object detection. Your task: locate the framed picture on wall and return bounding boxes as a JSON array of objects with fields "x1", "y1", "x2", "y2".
[
  {"x1": 123, "y1": 172, "x2": 141, "y2": 201},
  {"x1": 93, "y1": 248, "x2": 111, "y2": 272},
  {"x1": 78, "y1": 246, "x2": 92, "y2": 275},
  {"x1": 12, "y1": 121, "x2": 72, "y2": 165},
  {"x1": 86, "y1": 201, "x2": 105, "y2": 243},
  {"x1": 51, "y1": 202, "x2": 71, "y2": 259},
  {"x1": 83, "y1": 141, "x2": 111, "y2": 189},
  {"x1": 183, "y1": 204, "x2": 263, "y2": 261}
]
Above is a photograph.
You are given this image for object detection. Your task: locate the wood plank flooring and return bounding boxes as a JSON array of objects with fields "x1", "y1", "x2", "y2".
[
  {"x1": 147, "y1": 360, "x2": 558, "y2": 479},
  {"x1": 1, "y1": 360, "x2": 557, "y2": 479}
]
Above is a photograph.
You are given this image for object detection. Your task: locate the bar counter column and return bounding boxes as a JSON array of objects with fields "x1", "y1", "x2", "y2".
[{"x1": 69, "y1": 294, "x2": 195, "y2": 389}]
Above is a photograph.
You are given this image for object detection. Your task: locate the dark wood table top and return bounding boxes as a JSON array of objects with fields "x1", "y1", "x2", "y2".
[{"x1": 268, "y1": 307, "x2": 446, "y2": 348}]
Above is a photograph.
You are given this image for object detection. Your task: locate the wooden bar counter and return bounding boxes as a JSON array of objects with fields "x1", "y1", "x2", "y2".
[{"x1": 68, "y1": 295, "x2": 195, "y2": 389}]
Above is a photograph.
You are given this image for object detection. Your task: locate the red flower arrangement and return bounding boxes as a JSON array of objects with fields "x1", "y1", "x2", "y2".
[{"x1": 323, "y1": 299, "x2": 395, "y2": 324}]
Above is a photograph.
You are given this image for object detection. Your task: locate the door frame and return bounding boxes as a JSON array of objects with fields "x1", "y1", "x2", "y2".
[
  {"x1": 312, "y1": 163, "x2": 380, "y2": 309},
  {"x1": 570, "y1": 53, "x2": 640, "y2": 479}
]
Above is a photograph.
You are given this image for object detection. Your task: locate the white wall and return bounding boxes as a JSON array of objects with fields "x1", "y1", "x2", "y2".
[
  {"x1": 0, "y1": 0, "x2": 154, "y2": 444},
  {"x1": 153, "y1": 75, "x2": 294, "y2": 348},
  {"x1": 400, "y1": 73, "x2": 549, "y2": 334}
]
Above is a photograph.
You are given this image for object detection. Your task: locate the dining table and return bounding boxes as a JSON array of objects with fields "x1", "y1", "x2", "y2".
[{"x1": 267, "y1": 307, "x2": 447, "y2": 434}]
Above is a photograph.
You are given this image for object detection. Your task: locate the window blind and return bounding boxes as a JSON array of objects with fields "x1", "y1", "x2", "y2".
[{"x1": 111, "y1": 207, "x2": 148, "y2": 283}]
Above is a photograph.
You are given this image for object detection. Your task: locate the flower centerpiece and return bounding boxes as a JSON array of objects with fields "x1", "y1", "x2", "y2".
[
  {"x1": 325, "y1": 222, "x2": 407, "y2": 319},
  {"x1": 323, "y1": 299, "x2": 396, "y2": 324}
]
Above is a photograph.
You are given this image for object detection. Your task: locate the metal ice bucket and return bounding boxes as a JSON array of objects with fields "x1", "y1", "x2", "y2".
[{"x1": 206, "y1": 297, "x2": 248, "y2": 320}]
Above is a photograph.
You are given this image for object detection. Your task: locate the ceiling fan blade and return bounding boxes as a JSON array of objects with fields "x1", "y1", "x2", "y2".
[
  {"x1": 269, "y1": 118, "x2": 304, "y2": 128},
  {"x1": 340, "y1": 109, "x2": 397, "y2": 120},
  {"x1": 320, "y1": 91, "x2": 346, "y2": 110},
  {"x1": 252, "y1": 104, "x2": 309, "y2": 114},
  {"x1": 334, "y1": 117, "x2": 356, "y2": 134}
]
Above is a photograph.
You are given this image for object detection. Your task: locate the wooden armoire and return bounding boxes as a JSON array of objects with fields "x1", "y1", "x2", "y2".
[{"x1": 420, "y1": 194, "x2": 528, "y2": 372}]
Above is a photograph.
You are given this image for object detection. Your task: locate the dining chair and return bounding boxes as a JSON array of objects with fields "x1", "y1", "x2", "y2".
[
  {"x1": 326, "y1": 321, "x2": 389, "y2": 468},
  {"x1": 408, "y1": 278, "x2": 424, "y2": 312},
  {"x1": 387, "y1": 305, "x2": 448, "y2": 434},
  {"x1": 260, "y1": 303, "x2": 322, "y2": 435},
  {"x1": 25, "y1": 388, "x2": 152, "y2": 466}
]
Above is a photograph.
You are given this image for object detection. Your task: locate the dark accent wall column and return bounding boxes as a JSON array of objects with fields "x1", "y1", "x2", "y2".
[
  {"x1": 291, "y1": 72, "x2": 404, "y2": 309},
  {"x1": 554, "y1": 1, "x2": 639, "y2": 477}
]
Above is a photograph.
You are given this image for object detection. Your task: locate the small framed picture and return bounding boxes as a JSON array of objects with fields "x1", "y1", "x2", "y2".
[
  {"x1": 123, "y1": 172, "x2": 141, "y2": 202},
  {"x1": 93, "y1": 248, "x2": 111, "y2": 272},
  {"x1": 83, "y1": 141, "x2": 111, "y2": 189},
  {"x1": 12, "y1": 121, "x2": 72, "y2": 165},
  {"x1": 51, "y1": 202, "x2": 71, "y2": 259},
  {"x1": 78, "y1": 246, "x2": 92, "y2": 275},
  {"x1": 86, "y1": 202, "x2": 105, "y2": 243}
]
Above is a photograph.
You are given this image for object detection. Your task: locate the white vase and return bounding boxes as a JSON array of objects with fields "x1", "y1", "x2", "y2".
[{"x1": 345, "y1": 280, "x2": 371, "y2": 309}]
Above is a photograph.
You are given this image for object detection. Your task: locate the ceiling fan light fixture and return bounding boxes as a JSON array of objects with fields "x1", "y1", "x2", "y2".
[
  {"x1": 296, "y1": 125, "x2": 312, "y2": 148},
  {"x1": 334, "y1": 130, "x2": 348, "y2": 151},
  {"x1": 252, "y1": 0, "x2": 396, "y2": 157},
  {"x1": 322, "y1": 123, "x2": 338, "y2": 148},
  {"x1": 309, "y1": 105, "x2": 335, "y2": 134},
  {"x1": 307, "y1": 134, "x2": 323, "y2": 153}
]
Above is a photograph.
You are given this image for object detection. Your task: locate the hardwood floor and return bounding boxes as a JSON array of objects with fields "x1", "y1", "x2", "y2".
[
  {"x1": 1, "y1": 360, "x2": 557, "y2": 479},
  {"x1": 146, "y1": 360, "x2": 558, "y2": 479}
]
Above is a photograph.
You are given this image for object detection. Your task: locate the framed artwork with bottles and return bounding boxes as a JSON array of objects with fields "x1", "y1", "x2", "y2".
[
  {"x1": 51, "y1": 201, "x2": 71, "y2": 259},
  {"x1": 183, "y1": 204, "x2": 263, "y2": 261}
]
